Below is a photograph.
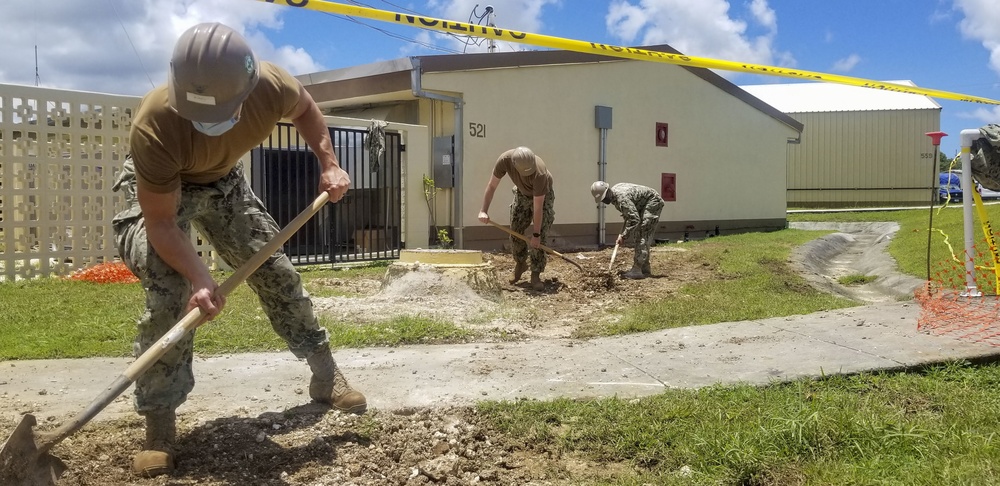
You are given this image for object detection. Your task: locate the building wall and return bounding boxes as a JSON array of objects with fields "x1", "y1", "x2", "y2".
[
  {"x1": 420, "y1": 59, "x2": 798, "y2": 248},
  {"x1": 786, "y1": 108, "x2": 941, "y2": 207}
]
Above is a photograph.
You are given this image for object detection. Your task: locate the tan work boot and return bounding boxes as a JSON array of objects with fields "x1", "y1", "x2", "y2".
[
  {"x1": 307, "y1": 345, "x2": 367, "y2": 414},
  {"x1": 132, "y1": 409, "x2": 176, "y2": 478},
  {"x1": 509, "y1": 261, "x2": 528, "y2": 284},
  {"x1": 622, "y1": 266, "x2": 646, "y2": 280},
  {"x1": 530, "y1": 271, "x2": 544, "y2": 291}
]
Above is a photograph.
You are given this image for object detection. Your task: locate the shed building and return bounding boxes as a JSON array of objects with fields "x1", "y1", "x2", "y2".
[{"x1": 740, "y1": 81, "x2": 942, "y2": 208}]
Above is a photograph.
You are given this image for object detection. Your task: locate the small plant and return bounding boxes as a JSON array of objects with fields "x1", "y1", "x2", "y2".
[
  {"x1": 437, "y1": 228, "x2": 453, "y2": 249},
  {"x1": 423, "y1": 175, "x2": 441, "y2": 245},
  {"x1": 839, "y1": 274, "x2": 877, "y2": 286}
]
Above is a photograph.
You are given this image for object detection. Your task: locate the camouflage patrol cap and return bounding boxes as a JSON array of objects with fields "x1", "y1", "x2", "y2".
[
  {"x1": 511, "y1": 147, "x2": 537, "y2": 176},
  {"x1": 591, "y1": 181, "x2": 610, "y2": 202},
  {"x1": 168, "y1": 23, "x2": 259, "y2": 123}
]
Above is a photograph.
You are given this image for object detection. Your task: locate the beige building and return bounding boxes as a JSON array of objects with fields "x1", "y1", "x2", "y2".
[
  {"x1": 740, "y1": 81, "x2": 942, "y2": 208},
  {"x1": 1, "y1": 46, "x2": 807, "y2": 281},
  {"x1": 299, "y1": 46, "x2": 803, "y2": 250}
]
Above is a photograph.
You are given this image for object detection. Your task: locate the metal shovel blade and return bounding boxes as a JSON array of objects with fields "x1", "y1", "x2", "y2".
[{"x1": 0, "y1": 414, "x2": 66, "y2": 486}]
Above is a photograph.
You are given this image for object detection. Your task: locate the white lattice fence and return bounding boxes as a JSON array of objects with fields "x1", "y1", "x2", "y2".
[{"x1": 0, "y1": 83, "x2": 221, "y2": 282}]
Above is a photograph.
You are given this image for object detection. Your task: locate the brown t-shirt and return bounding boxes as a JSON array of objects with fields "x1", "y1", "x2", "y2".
[
  {"x1": 129, "y1": 62, "x2": 301, "y2": 193},
  {"x1": 492, "y1": 149, "x2": 552, "y2": 197}
]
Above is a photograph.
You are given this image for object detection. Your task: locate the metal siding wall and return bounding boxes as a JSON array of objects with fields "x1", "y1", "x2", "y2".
[{"x1": 787, "y1": 108, "x2": 939, "y2": 207}]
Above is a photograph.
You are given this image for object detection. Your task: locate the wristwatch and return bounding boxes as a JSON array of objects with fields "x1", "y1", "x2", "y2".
[{"x1": 532, "y1": 232, "x2": 541, "y2": 238}]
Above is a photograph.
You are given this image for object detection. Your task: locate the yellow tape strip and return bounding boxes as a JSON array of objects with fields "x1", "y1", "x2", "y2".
[
  {"x1": 971, "y1": 188, "x2": 1000, "y2": 294},
  {"x1": 258, "y1": 0, "x2": 1000, "y2": 105}
]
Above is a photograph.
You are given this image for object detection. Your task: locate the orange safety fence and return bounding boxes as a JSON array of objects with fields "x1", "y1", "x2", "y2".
[
  {"x1": 64, "y1": 261, "x2": 139, "y2": 284},
  {"x1": 916, "y1": 243, "x2": 1000, "y2": 346}
]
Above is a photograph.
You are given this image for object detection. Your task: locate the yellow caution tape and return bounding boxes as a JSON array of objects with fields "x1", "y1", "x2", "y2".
[
  {"x1": 258, "y1": 0, "x2": 1000, "y2": 105},
  {"x1": 971, "y1": 188, "x2": 1000, "y2": 294}
]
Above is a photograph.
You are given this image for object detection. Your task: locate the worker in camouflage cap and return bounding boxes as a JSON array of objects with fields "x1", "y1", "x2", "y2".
[
  {"x1": 479, "y1": 147, "x2": 555, "y2": 291},
  {"x1": 591, "y1": 181, "x2": 664, "y2": 279},
  {"x1": 112, "y1": 22, "x2": 365, "y2": 478}
]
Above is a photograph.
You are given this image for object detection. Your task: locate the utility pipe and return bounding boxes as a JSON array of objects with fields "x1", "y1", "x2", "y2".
[
  {"x1": 597, "y1": 127, "x2": 608, "y2": 245},
  {"x1": 411, "y1": 58, "x2": 465, "y2": 247},
  {"x1": 960, "y1": 128, "x2": 983, "y2": 297}
]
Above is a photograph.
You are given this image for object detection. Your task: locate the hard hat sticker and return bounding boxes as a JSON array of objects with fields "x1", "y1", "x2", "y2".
[{"x1": 186, "y1": 92, "x2": 217, "y2": 106}]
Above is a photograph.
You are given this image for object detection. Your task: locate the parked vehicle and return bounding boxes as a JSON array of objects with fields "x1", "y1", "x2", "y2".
[
  {"x1": 940, "y1": 170, "x2": 1000, "y2": 202},
  {"x1": 939, "y1": 172, "x2": 963, "y2": 203}
]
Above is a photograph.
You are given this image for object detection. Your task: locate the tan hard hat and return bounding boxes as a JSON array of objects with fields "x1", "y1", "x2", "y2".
[
  {"x1": 591, "y1": 181, "x2": 610, "y2": 202},
  {"x1": 168, "y1": 23, "x2": 259, "y2": 123}
]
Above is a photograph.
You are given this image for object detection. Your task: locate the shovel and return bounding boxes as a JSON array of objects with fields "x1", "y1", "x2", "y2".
[
  {"x1": 608, "y1": 241, "x2": 620, "y2": 272},
  {"x1": 0, "y1": 192, "x2": 331, "y2": 486},
  {"x1": 486, "y1": 220, "x2": 584, "y2": 271}
]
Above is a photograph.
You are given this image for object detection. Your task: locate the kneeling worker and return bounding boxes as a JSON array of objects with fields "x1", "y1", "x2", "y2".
[{"x1": 591, "y1": 181, "x2": 664, "y2": 279}]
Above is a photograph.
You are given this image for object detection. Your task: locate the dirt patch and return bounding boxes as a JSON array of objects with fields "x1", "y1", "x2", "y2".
[{"x1": 314, "y1": 245, "x2": 712, "y2": 340}]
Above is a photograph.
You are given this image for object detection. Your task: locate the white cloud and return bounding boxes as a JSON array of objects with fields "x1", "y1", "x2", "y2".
[
  {"x1": 955, "y1": 0, "x2": 1000, "y2": 76},
  {"x1": 0, "y1": 0, "x2": 318, "y2": 96},
  {"x1": 831, "y1": 54, "x2": 862, "y2": 73},
  {"x1": 960, "y1": 105, "x2": 1000, "y2": 125},
  {"x1": 603, "y1": 0, "x2": 793, "y2": 74}
]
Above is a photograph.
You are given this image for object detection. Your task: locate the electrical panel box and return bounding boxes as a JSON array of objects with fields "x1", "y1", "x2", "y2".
[
  {"x1": 431, "y1": 136, "x2": 454, "y2": 188},
  {"x1": 595, "y1": 105, "x2": 612, "y2": 129}
]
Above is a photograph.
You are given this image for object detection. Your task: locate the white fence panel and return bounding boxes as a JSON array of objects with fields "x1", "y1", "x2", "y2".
[{"x1": 0, "y1": 83, "x2": 217, "y2": 281}]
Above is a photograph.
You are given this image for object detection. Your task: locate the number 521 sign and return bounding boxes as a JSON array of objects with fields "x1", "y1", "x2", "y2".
[{"x1": 469, "y1": 122, "x2": 486, "y2": 138}]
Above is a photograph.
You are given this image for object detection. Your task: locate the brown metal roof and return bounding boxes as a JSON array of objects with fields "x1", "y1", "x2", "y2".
[{"x1": 297, "y1": 45, "x2": 803, "y2": 132}]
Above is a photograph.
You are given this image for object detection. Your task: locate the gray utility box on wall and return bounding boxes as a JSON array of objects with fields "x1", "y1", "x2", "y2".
[
  {"x1": 431, "y1": 136, "x2": 454, "y2": 188},
  {"x1": 595, "y1": 105, "x2": 612, "y2": 129}
]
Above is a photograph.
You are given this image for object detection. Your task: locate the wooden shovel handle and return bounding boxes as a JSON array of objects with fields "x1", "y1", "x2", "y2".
[
  {"x1": 486, "y1": 220, "x2": 584, "y2": 271},
  {"x1": 39, "y1": 192, "x2": 331, "y2": 451}
]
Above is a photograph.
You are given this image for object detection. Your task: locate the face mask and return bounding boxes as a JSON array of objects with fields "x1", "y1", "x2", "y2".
[{"x1": 192, "y1": 117, "x2": 238, "y2": 137}]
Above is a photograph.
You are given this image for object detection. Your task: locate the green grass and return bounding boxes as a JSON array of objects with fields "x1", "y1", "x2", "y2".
[
  {"x1": 478, "y1": 360, "x2": 1000, "y2": 485},
  {"x1": 838, "y1": 273, "x2": 877, "y2": 286},
  {"x1": 0, "y1": 264, "x2": 472, "y2": 360},
  {"x1": 578, "y1": 229, "x2": 857, "y2": 337}
]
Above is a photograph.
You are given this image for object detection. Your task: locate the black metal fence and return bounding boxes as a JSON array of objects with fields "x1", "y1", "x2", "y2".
[{"x1": 250, "y1": 123, "x2": 402, "y2": 265}]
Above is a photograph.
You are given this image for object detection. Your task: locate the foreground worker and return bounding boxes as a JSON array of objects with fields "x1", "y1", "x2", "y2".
[
  {"x1": 112, "y1": 22, "x2": 366, "y2": 477},
  {"x1": 591, "y1": 181, "x2": 665, "y2": 279},
  {"x1": 478, "y1": 147, "x2": 555, "y2": 291}
]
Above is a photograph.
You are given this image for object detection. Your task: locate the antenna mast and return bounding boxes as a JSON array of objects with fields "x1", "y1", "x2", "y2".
[{"x1": 485, "y1": 6, "x2": 496, "y2": 53}]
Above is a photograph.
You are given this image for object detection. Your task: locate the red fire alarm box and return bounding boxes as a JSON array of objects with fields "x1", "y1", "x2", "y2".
[
  {"x1": 655, "y1": 122, "x2": 668, "y2": 147},
  {"x1": 661, "y1": 173, "x2": 676, "y2": 201}
]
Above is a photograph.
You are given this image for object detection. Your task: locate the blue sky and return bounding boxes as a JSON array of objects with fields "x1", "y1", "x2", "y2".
[{"x1": 1, "y1": 0, "x2": 998, "y2": 157}]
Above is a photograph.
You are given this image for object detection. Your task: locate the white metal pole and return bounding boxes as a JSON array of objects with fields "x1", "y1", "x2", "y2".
[{"x1": 960, "y1": 129, "x2": 982, "y2": 297}]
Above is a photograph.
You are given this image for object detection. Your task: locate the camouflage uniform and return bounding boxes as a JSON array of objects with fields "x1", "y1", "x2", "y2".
[
  {"x1": 112, "y1": 158, "x2": 328, "y2": 413},
  {"x1": 509, "y1": 186, "x2": 556, "y2": 272},
  {"x1": 609, "y1": 183, "x2": 664, "y2": 274}
]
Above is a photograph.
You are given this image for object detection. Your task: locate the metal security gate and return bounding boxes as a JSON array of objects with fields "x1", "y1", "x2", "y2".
[{"x1": 250, "y1": 122, "x2": 402, "y2": 265}]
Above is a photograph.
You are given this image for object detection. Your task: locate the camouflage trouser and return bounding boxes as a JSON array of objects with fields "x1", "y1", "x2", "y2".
[
  {"x1": 509, "y1": 186, "x2": 555, "y2": 273},
  {"x1": 112, "y1": 158, "x2": 328, "y2": 413},
  {"x1": 631, "y1": 198, "x2": 664, "y2": 272}
]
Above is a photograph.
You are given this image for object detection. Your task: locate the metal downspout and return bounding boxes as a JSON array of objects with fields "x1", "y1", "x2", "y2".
[
  {"x1": 598, "y1": 128, "x2": 608, "y2": 245},
  {"x1": 411, "y1": 58, "x2": 465, "y2": 247}
]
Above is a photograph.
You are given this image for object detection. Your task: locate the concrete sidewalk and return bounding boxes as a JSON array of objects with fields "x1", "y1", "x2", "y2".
[{"x1": 3, "y1": 300, "x2": 998, "y2": 424}]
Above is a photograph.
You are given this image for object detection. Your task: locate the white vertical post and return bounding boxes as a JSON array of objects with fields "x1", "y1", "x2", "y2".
[{"x1": 960, "y1": 129, "x2": 983, "y2": 297}]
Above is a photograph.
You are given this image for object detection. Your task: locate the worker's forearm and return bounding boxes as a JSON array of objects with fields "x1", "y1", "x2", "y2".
[{"x1": 145, "y1": 220, "x2": 214, "y2": 289}]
